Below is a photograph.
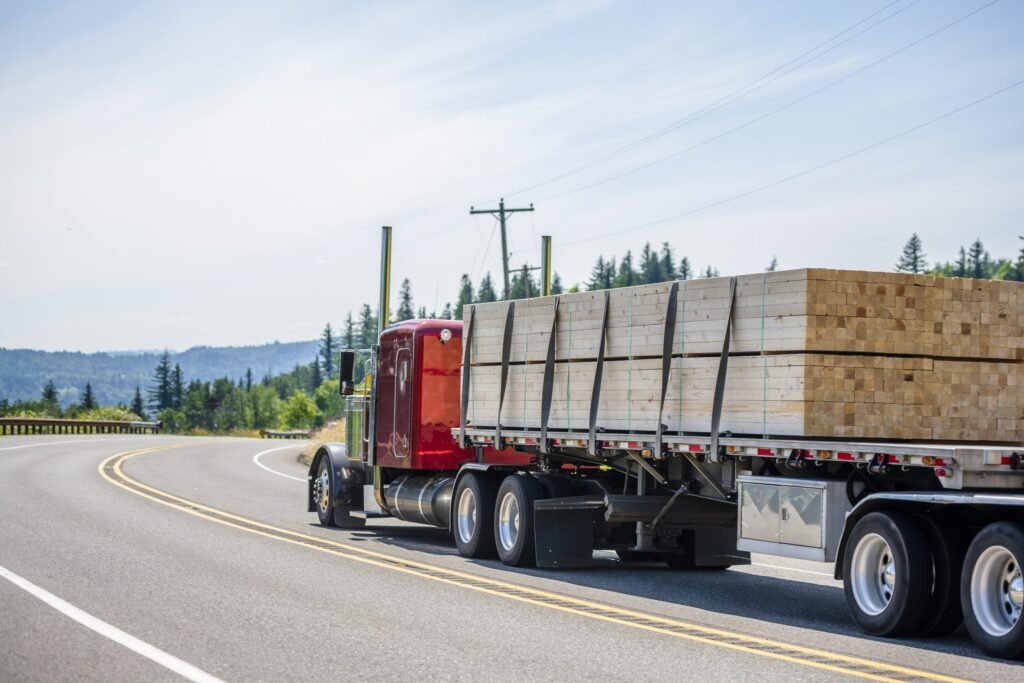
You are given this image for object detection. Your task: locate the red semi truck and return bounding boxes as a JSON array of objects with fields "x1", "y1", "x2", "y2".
[{"x1": 308, "y1": 227, "x2": 1024, "y2": 658}]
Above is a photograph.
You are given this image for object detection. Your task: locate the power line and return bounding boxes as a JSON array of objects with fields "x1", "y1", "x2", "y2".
[
  {"x1": 535, "y1": 0, "x2": 998, "y2": 205},
  {"x1": 558, "y1": 77, "x2": 1024, "y2": 248},
  {"x1": 495, "y1": 0, "x2": 915, "y2": 202}
]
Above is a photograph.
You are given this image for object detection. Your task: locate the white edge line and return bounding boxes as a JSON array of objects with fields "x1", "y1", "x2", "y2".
[
  {"x1": 749, "y1": 562, "x2": 836, "y2": 578},
  {"x1": 0, "y1": 565, "x2": 224, "y2": 683},
  {"x1": 0, "y1": 439, "x2": 111, "y2": 452},
  {"x1": 252, "y1": 444, "x2": 308, "y2": 482}
]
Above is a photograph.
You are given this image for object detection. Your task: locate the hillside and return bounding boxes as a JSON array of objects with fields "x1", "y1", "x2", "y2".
[{"x1": 0, "y1": 340, "x2": 320, "y2": 408}]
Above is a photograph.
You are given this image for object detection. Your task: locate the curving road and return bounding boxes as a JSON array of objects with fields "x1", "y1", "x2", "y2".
[{"x1": 1, "y1": 435, "x2": 1020, "y2": 682}]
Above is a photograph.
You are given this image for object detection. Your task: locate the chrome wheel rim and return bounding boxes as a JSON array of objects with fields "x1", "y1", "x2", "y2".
[
  {"x1": 971, "y1": 545, "x2": 1023, "y2": 637},
  {"x1": 851, "y1": 533, "x2": 896, "y2": 616},
  {"x1": 456, "y1": 486, "x2": 477, "y2": 545},
  {"x1": 497, "y1": 490, "x2": 520, "y2": 552},
  {"x1": 315, "y1": 468, "x2": 331, "y2": 515}
]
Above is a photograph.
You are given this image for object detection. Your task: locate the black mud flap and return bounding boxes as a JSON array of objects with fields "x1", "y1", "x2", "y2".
[{"x1": 533, "y1": 495, "x2": 604, "y2": 568}]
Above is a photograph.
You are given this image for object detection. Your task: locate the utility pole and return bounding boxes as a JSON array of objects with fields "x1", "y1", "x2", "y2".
[{"x1": 470, "y1": 198, "x2": 534, "y2": 299}]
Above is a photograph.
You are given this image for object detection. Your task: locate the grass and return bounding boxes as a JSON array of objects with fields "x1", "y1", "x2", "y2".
[{"x1": 300, "y1": 419, "x2": 346, "y2": 466}]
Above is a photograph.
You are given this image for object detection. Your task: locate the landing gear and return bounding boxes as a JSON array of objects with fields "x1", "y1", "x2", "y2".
[
  {"x1": 961, "y1": 522, "x2": 1024, "y2": 659},
  {"x1": 842, "y1": 511, "x2": 931, "y2": 636},
  {"x1": 453, "y1": 472, "x2": 498, "y2": 558}
]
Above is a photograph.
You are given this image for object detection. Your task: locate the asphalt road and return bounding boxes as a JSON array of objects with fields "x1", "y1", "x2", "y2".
[{"x1": 1, "y1": 435, "x2": 1020, "y2": 682}]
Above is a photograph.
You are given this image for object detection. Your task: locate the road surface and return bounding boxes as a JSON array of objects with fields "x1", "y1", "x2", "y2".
[{"x1": 1, "y1": 435, "x2": 1019, "y2": 681}]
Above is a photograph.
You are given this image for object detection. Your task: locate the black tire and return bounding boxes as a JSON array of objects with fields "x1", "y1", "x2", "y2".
[
  {"x1": 960, "y1": 522, "x2": 1024, "y2": 659},
  {"x1": 915, "y1": 514, "x2": 964, "y2": 637},
  {"x1": 314, "y1": 457, "x2": 336, "y2": 527},
  {"x1": 842, "y1": 511, "x2": 931, "y2": 637},
  {"x1": 494, "y1": 474, "x2": 546, "y2": 567},
  {"x1": 453, "y1": 472, "x2": 499, "y2": 559}
]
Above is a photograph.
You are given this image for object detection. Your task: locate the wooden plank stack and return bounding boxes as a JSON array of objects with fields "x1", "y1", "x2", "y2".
[{"x1": 463, "y1": 269, "x2": 1023, "y2": 444}]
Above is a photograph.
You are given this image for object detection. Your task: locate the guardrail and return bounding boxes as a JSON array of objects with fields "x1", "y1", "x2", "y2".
[
  {"x1": 260, "y1": 429, "x2": 310, "y2": 439},
  {"x1": 0, "y1": 417, "x2": 161, "y2": 436}
]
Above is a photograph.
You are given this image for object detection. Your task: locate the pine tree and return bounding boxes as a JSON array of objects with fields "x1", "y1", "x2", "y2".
[
  {"x1": 454, "y1": 274, "x2": 474, "y2": 319},
  {"x1": 678, "y1": 257, "x2": 692, "y2": 280},
  {"x1": 245, "y1": 368, "x2": 253, "y2": 391},
  {"x1": 396, "y1": 278, "x2": 415, "y2": 321},
  {"x1": 441, "y1": 302, "x2": 453, "y2": 319},
  {"x1": 613, "y1": 251, "x2": 637, "y2": 288},
  {"x1": 131, "y1": 385, "x2": 147, "y2": 420},
  {"x1": 417, "y1": 306, "x2": 428, "y2": 318},
  {"x1": 477, "y1": 273, "x2": 498, "y2": 302},
  {"x1": 639, "y1": 243, "x2": 663, "y2": 284},
  {"x1": 509, "y1": 264, "x2": 537, "y2": 299},
  {"x1": 342, "y1": 312, "x2": 355, "y2": 349},
  {"x1": 895, "y1": 234, "x2": 926, "y2": 274},
  {"x1": 310, "y1": 357, "x2": 323, "y2": 389},
  {"x1": 967, "y1": 238, "x2": 989, "y2": 279},
  {"x1": 660, "y1": 242, "x2": 677, "y2": 281},
  {"x1": 319, "y1": 323, "x2": 337, "y2": 379},
  {"x1": 171, "y1": 363, "x2": 184, "y2": 409},
  {"x1": 551, "y1": 273, "x2": 563, "y2": 294},
  {"x1": 766, "y1": 256, "x2": 779, "y2": 272},
  {"x1": 41, "y1": 379, "x2": 59, "y2": 413},
  {"x1": 1012, "y1": 236, "x2": 1024, "y2": 282},
  {"x1": 701, "y1": 266, "x2": 720, "y2": 278},
  {"x1": 149, "y1": 352, "x2": 173, "y2": 412},
  {"x1": 953, "y1": 246, "x2": 968, "y2": 278},
  {"x1": 80, "y1": 382, "x2": 97, "y2": 411},
  {"x1": 357, "y1": 304, "x2": 377, "y2": 347},
  {"x1": 587, "y1": 256, "x2": 615, "y2": 290}
]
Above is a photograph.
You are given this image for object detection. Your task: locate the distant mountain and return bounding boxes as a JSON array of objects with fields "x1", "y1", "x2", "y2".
[{"x1": 0, "y1": 340, "x2": 320, "y2": 408}]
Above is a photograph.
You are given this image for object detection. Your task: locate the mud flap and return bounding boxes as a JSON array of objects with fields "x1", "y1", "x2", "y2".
[{"x1": 533, "y1": 495, "x2": 604, "y2": 568}]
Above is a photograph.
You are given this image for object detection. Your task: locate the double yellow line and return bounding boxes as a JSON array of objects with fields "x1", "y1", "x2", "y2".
[{"x1": 99, "y1": 444, "x2": 970, "y2": 683}]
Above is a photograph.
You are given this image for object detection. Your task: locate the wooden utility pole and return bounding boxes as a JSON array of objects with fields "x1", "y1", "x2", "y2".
[{"x1": 470, "y1": 198, "x2": 534, "y2": 299}]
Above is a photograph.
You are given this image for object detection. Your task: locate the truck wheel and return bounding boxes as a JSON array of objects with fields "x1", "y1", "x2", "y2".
[
  {"x1": 314, "y1": 458, "x2": 336, "y2": 527},
  {"x1": 843, "y1": 511, "x2": 931, "y2": 636},
  {"x1": 494, "y1": 474, "x2": 545, "y2": 567},
  {"x1": 961, "y1": 522, "x2": 1024, "y2": 659},
  {"x1": 915, "y1": 514, "x2": 964, "y2": 637},
  {"x1": 453, "y1": 472, "x2": 498, "y2": 559}
]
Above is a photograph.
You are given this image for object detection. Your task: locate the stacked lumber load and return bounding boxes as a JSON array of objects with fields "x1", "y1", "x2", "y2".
[{"x1": 462, "y1": 269, "x2": 1023, "y2": 444}]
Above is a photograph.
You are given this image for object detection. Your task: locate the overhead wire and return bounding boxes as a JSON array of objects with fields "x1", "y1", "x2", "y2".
[
  {"x1": 493, "y1": 0, "x2": 916, "y2": 202},
  {"x1": 556, "y1": 77, "x2": 1024, "y2": 248},
  {"x1": 534, "y1": 0, "x2": 999, "y2": 205}
]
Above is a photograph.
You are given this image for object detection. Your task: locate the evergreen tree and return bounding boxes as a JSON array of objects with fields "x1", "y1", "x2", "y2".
[
  {"x1": 678, "y1": 257, "x2": 692, "y2": 280},
  {"x1": 701, "y1": 265, "x2": 720, "y2": 278},
  {"x1": 171, "y1": 363, "x2": 184, "y2": 409},
  {"x1": 357, "y1": 304, "x2": 377, "y2": 348},
  {"x1": 477, "y1": 273, "x2": 498, "y2": 302},
  {"x1": 417, "y1": 306, "x2": 428, "y2": 318},
  {"x1": 639, "y1": 243, "x2": 663, "y2": 284},
  {"x1": 766, "y1": 256, "x2": 779, "y2": 272},
  {"x1": 587, "y1": 256, "x2": 615, "y2": 290},
  {"x1": 454, "y1": 274, "x2": 474, "y2": 319},
  {"x1": 953, "y1": 246, "x2": 968, "y2": 277},
  {"x1": 613, "y1": 251, "x2": 637, "y2": 288},
  {"x1": 967, "y1": 238, "x2": 989, "y2": 279},
  {"x1": 310, "y1": 357, "x2": 323, "y2": 390},
  {"x1": 130, "y1": 385, "x2": 147, "y2": 420},
  {"x1": 342, "y1": 312, "x2": 355, "y2": 349},
  {"x1": 509, "y1": 264, "x2": 538, "y2": 299},
  {"x1": 245, "y1": 368, "x2": 253, "y2": 391},
  {"x1": 1012, "y1": 236, "x2": 1024, "y2": 282},
  {"x1": 80, "y1": 382, "x2": 97, "y2": 411},
  {"x1": 148, "y1": 352, "x2": 173, "y2": 412},
  {"x1": 441, "y1": 302, "x2": 453, "y2": 319},
  {"x1": 660, "y1": 242, "x2": 677, "y2": 281},
  {"x1": 319, "y1": 323, "x2": 336, "y2": 379},
  {"x1": 895, "y1": 234, "x2": 926, "y2": 274},
  {"x1": 551, "y1": 272, "x2": 563, "y2": 295},
  {"x1": 41, "y1": 379, "x2": 59, "y2": 413},
  {"x1": 396, "y1": 278, "x2": 415, "y2": 321}
]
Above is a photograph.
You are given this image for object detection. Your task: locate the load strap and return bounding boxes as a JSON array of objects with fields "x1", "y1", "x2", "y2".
[
  {"x1": 587, "y1": 290, "x2": 611, "y2": 456},
  {"x1": 495, "y1": 301, "x2": 516, "y2": 447},
  {"x1": 540, "y1": 297, "x2": 560, "y2": 452},
  {"x1": 655, "y1": 282, "x2": 679, "y2": 457},
  {"x1": 708, "y1": 277, "x2": 737, "y2": 460},
  {"x1": 459, "y1": 305, "x2": 475, "y2": 448}
]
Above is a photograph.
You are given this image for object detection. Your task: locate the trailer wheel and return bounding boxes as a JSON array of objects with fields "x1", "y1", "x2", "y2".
[
  {"x1": 961, "y1": 522, "x2": 1024, "y2": 659},
  {"x1": 843, "y1": 511, "x2": 930, "y2": 636},
  {"x1": 915, "y1": 514, "x2": 964, "y2": 637},
  {"x1": 453, "y1": 472, "x2": 498, "y2": 559},
  {"x1": 495, "y1": 474, "x2": 545, "y2": 567}
]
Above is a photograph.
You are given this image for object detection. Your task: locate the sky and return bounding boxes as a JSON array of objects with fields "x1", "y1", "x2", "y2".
[{"x1": 1, "y1": 0, "x2": 1021, "y2": 352}]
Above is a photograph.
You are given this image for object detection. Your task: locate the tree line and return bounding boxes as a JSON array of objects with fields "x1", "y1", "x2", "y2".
[{"x1": 896, "y1": 234, "x2": 1024, "y2": 280}]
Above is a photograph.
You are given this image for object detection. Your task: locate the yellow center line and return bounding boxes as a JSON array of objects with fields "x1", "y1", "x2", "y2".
[{"x1": 98, "y1": 445, "x2": 971, "y2": 683}]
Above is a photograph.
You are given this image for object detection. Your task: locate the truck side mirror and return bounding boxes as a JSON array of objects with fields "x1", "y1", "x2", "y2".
[{"x1": 339, "y1": 351, "x2": 355, "y2": 396}]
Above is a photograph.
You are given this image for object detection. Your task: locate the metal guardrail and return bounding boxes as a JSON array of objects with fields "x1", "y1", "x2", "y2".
[
  {"x1": 260, "y1": 429, "x2": 310, "y2": 439},
  {"x1": 0, "y1": 417, "x2": 161, "y2": 436}
]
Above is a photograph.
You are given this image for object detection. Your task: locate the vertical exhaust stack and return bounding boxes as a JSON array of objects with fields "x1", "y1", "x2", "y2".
[
  {"x1": 378, "y1": 225, "x2": 393, "y2": 338},
  {"x1": 541, "y1": 235, "x2": 552, "y2": 297},
  {"x1": 366, "y1": 225, "x2": 392, "y2": 482}
]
